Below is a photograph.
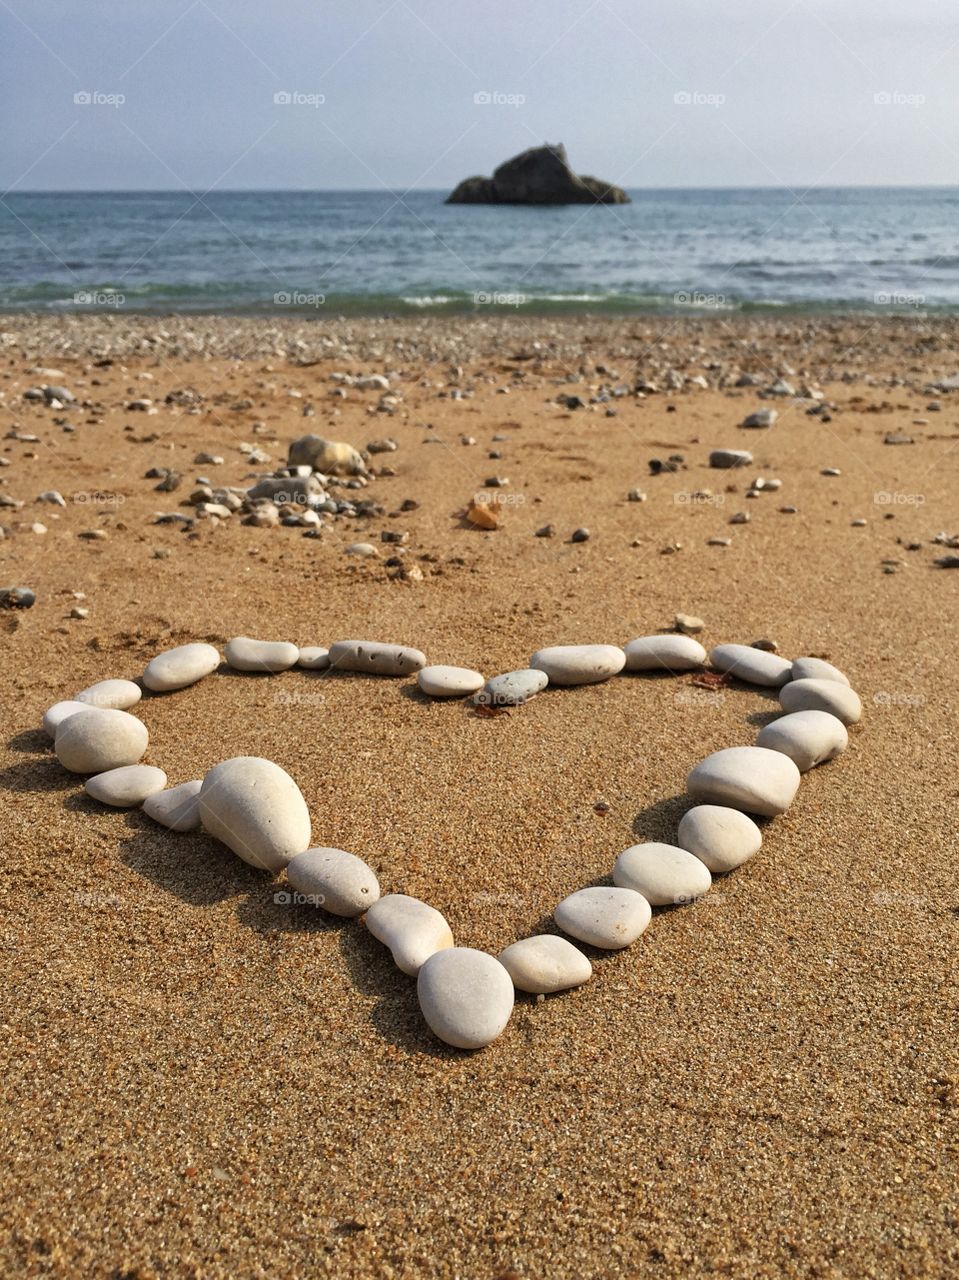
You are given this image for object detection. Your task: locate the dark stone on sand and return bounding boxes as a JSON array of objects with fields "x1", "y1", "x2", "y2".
[{"x1": 446, "y1": 144, "x2": 629, "y2": 206}]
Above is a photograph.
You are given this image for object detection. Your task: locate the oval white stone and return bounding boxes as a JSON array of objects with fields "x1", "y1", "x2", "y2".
[
  {"x1": 756, "y1": 709, "x2": 848, "y2": 772},
  {"x1": 529, "y1": 644, "x2": 626, "y2": 685},
  {"x1": 497, "y1": 935, "x2": 592, "y2": 994},
  {"x1": 417, "y1": 665, "x2": 485, "y2": 697},
  {"x1": 55, "y1": 708, "x2": 149, "y2": 774},
  {"x1": 76, "y1": 678, "x2": 142, "y2": 711},
  {"x1": 286, "y1": 847, "x2": 380, "y2": 917},
  {"x1": 365, "y1": 894, "x2": 453, "y2": 976},
  {"x1": 475, "y1": 668, "x2": 548, "y2": 707},
  {"x1": 687, "y1": 746, "x2": 801, "y2": 816},
  {"x1": 42, "y1": 699, "x2": 90, "y2": 739},
  {"x1": 790, "y1": 657, "x2": 850, "y2": 686},
  {"x1": 623, "y1": 635, "x2": 707, "y2": 672},
  {"x1": 494, "y1": 936, "x2": 591, "y2": 993},
  {"x1": 710, "y1": 643, "x2": 793, "y2": 687},
  {"x1": 85, "y1": 764, "x2": 167, "y2": 807},
  {"x1": 417, "y1": 948, "x2": 514, "y2": 1049},
  {"x1": 779, "y1": 678, "x2": 862, "y2": 725},
  {"x1": 677, "y1": 804, "x2": 763, "y2": 873},
  {"x1": 198, "y1": 756, "x2": 311, "y2": 872},
  {"x1": 142, "y1": 779, "x2": 203, "y2": 831},
  {"x1": 296, "y1": 646, "x2": 330, "y2": 670},
  {"x1": 328, "y1": 639, "x2": 426, "y2": 676},
  {"x1": 143, "y1": 642, "x2": 220, "y2": 692},
  {"x1": 612, "y1": 842, "x2": 712, "y2": 906},
  {"x1": 224, "y1": 636, "x2": 299, "y2": 672},
  {"x1": 554, "y1": 886, "x2": 652, "y2": 949}
]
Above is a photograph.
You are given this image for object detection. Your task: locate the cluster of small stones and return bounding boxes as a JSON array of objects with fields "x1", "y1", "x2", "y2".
[{"x1": 42, "y1": 634, "x2": 861, "y2": 1052}]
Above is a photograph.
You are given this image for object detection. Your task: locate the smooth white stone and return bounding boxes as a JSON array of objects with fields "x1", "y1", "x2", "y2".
[
  {"x1": 687, "y1": 746, "x2": 801, "y2": 816},
  {"x1": 475, "y1": 668, "x2": 548, "y2": 707},
  {"x1": 790, "y1": 657, "x2": 851, "y2": 686},
  {"x1": 224, "y1": 636, "x2": 299, "y2": 673},
  {"x1": 612, "y1": 842, "x2": 712, "y2": 906},
  {"x1": 677, "y1": 804, "x2": 763, "y2": 873},
  {"x1": 756, "y1": 709, "x2": 848, "y2": 772},
  {"x1": 497, "y1": 935, "x2": 592, "y2": 994},
  {"x1": 198, "y1": 757, "x2": 311, "y2": 872},
  {"x1": 710, "y1": 448, "x2": 753, "y2": 468},
  {"x1": 55, "y1": 708, "x2": 149, "y2": 774},
  {"x1": 365, "y1": 894, "x2": 454, "y2": 976},
  {"x1": 142, "y1": 780, "x2": 203, "y2": 831},
  {"x1": 143, "y1": 642, "x2": 220, "y2": 692},
  {"x1": 554, "y1": 886, "x2": 652, "y2": 949},
  {"x1": 417, "y1": 948, "x2": 514, "y2": 1049},
  {"x1": 624, "y1": 635, "x2": 707, "y2": 672},
  {"x1": 529, "y1": 644, "x2": 626, "y2": 685},
  {"x1": 328, "y1": 639, "x2": 426, "y2": 676},
  {"x1": 709, "y1": 643, "x2": 793, "y2": 687},
  {"x1": 42, "y1": 699, "x2": 90, "y2": 738},
  {"x1": 296, "y1": 646, "x2": 330, "y2": 670},
  {"x1": 76, "y1": 678, "x2": 142, "y2": 711},
  {"x1": 85, "y1": 764, "x2": 167, "y2": 807},
  {"x1": 286, "y1": 847, "x2": 380, "y2": 917},
  {"x1": 417, "y1": 665, "x2": 485, "y2": 697},
  {"x1": 779, "y1": 678, "x2": 862, "y2": 725}
]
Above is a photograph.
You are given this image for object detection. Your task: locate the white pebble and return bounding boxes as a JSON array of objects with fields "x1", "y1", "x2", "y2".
[
  {"x1": 417, "y1": 948, "x2": 514, "y2": 1049},
  {"x1": 475, "y1": 668, "x2": 548, "y2": 706},
  {"x1": 142, "y1": 780, "x2": 203, "y2": 831},
  {"x1": 296, "y1": 646, "x2": 330, "y2": 670},
  {"x1": 554, "y1": 886, "x2": 652, "y2": 949},
  {"x1": 42, "y1": 699, "x2": 90, "y2": 739},
  {"x1": 612, "y1": 842, "x2": 712, "y2": 906},
  {"x1": 224, "y1": 636, "x2": 299, "y2": 672},
  {"x1": 365, "y1": 894, "x2": 453, "y2": 975},
  {"x1": 417, "y1": 665, "x2": 485, "y2": 697},
  {"x1": 677, "y1": 804, "x2": 763, "y2": 873},
  {"x1": 85, "y1": 764, "x2": 167, "y2": 807},
  {"x1": 497, "y1": 935, "x2": 592, "y2": 994},
  {"x1": 286, "y1": 847, "x2": 380, "y2": 917},
  {"x1": 76, "y1": 678, "x2": 142, "y2": 711},
  {"x1": 710, "y1": 643, "x2": 793, "y2": 687},
  {"x1": 529, "y1": 644, "x2": 625, "y2": 685},
  {"x1": 55, "y1": 708, "x2": 149, "y2": 775},
  {"x1": 623, "y1": 634, "x2": 706, "y2": 671},
  {"x1": 779, "y1": 678, "x2": 862, "y2": 725},
  {"x1": 790, "y1": 657, "x2": 851, "y2": 686},
  {"x1": 328, "y1": 639, "x2": 426, "y2": 676},
  {"x1": 687, "y1": 746, "x2": 801, "y2": 816},
  {"x1": 198, "y1": 757, "x2": 311, "y2": 872},
  {"x1": 143, "y1": 642, "x2": 220, "y2": 692},
  {"x1": 756, "y1": 709, "x2": 848, "y2": 772}
]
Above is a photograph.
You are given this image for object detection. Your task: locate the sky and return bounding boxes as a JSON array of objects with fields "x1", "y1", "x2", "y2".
[{"x1": 2, "y1": 0, "x2": 959, "y2": 192}]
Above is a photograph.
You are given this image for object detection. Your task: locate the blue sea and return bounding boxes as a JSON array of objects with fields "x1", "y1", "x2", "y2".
[{"x1": 2, "y1": 187, "x2": 959, "y2": 314}]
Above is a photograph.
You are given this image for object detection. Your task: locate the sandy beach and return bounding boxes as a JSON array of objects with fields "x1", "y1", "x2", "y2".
[{"x1": 2, "y1": 312, "x2": 957, "y2": 1278}]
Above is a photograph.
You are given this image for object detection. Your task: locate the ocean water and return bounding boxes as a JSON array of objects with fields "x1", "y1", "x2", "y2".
[{"x1": 2, "y1": 187, "x2": 959, "y2": 314}]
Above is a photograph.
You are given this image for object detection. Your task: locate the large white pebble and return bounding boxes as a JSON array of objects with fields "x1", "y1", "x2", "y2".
[
  {"x1": 554, "y1": 886, "x2": 652, "y2": 949},
  {"x1": 475, "y1": 668, "x2": 548, "y2": 707},
  {"x1": 613, "y1": 842, "x2": 712, "y2": 906},
  {"x1": 790, "y1": 657, "x2": 850, "y2": 686},
  {"x1": 779, "y1": 678, "x2": 862, "y2": 725},
  {"x1": 624, "y1": 635, "x2": 706, "y2": 672},
  {"x1": 365, "y1": 894, "x2": 453, "y2": 975},
  {"x1": 417, "y1": 948, "x2": 514, "y2": 1049},
  {"x1": 497, "y1": 935, "x2": 592, "y2": 994},
  {"x1": 687, "y1": 746, "x2": 800, "y2": 816},
  {"x1": 286, "y1": 847, "x2": 380, "y2": 917},
  {"x1": 677, "y1": 804, "x2": 763, "y2": 873},
  {"x1": 76, "y1": 678, "x2": 142, "y2": 711},
  {"x1": 756, "y1": 709, "x2": 848, "y2": 772},
  {"x1": 710, "y1": 643, "x2": 793, "y2": 687},
  {"x1": 417, "y1": 664, "x2": 485, "y2": 698},
  {"x1": 143, "y1": 780, "x2": 203, "y2": 831},
  {"x1": 85, "y1": 764, "x2": 167, "y2": 807},
  {"x1": 55, "y1": 708, "x2": 149, "y2": 774},
  {"x1": 529, "y1": 644, "x2": 626, "y2": 685},
  {"x1": 225, "y1": 636, "x2": 299, "y2": 672},
  {"x1": 143, "y1": 642, "x2": 220, "y2": 692},
  {"x1": 296, "y1": 646, "x2": 330, "y2": 670},
  {"x1": 42, "y1": 700, "x2": 90, "y2": 739},
  {"x1": 198, "y1": 757, "x2": 311, "y2": 872},
  {"x1": 328, "y1": 640, "x2": 426, "y2": 676}
]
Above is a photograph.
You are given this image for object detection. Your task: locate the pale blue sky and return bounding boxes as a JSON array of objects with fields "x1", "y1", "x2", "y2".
[{"x1": 3, "y1": 0, "x2": 959, "y2": 191}]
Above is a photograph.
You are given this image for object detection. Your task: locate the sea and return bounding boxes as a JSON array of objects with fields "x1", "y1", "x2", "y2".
[{"x1": 2, "y1": 186, "x2": 959, "y2": 315}]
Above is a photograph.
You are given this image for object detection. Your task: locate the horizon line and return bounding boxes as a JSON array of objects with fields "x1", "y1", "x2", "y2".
[{"x1": 4, "y1": 182, "x2": 959, "y2": 196}]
